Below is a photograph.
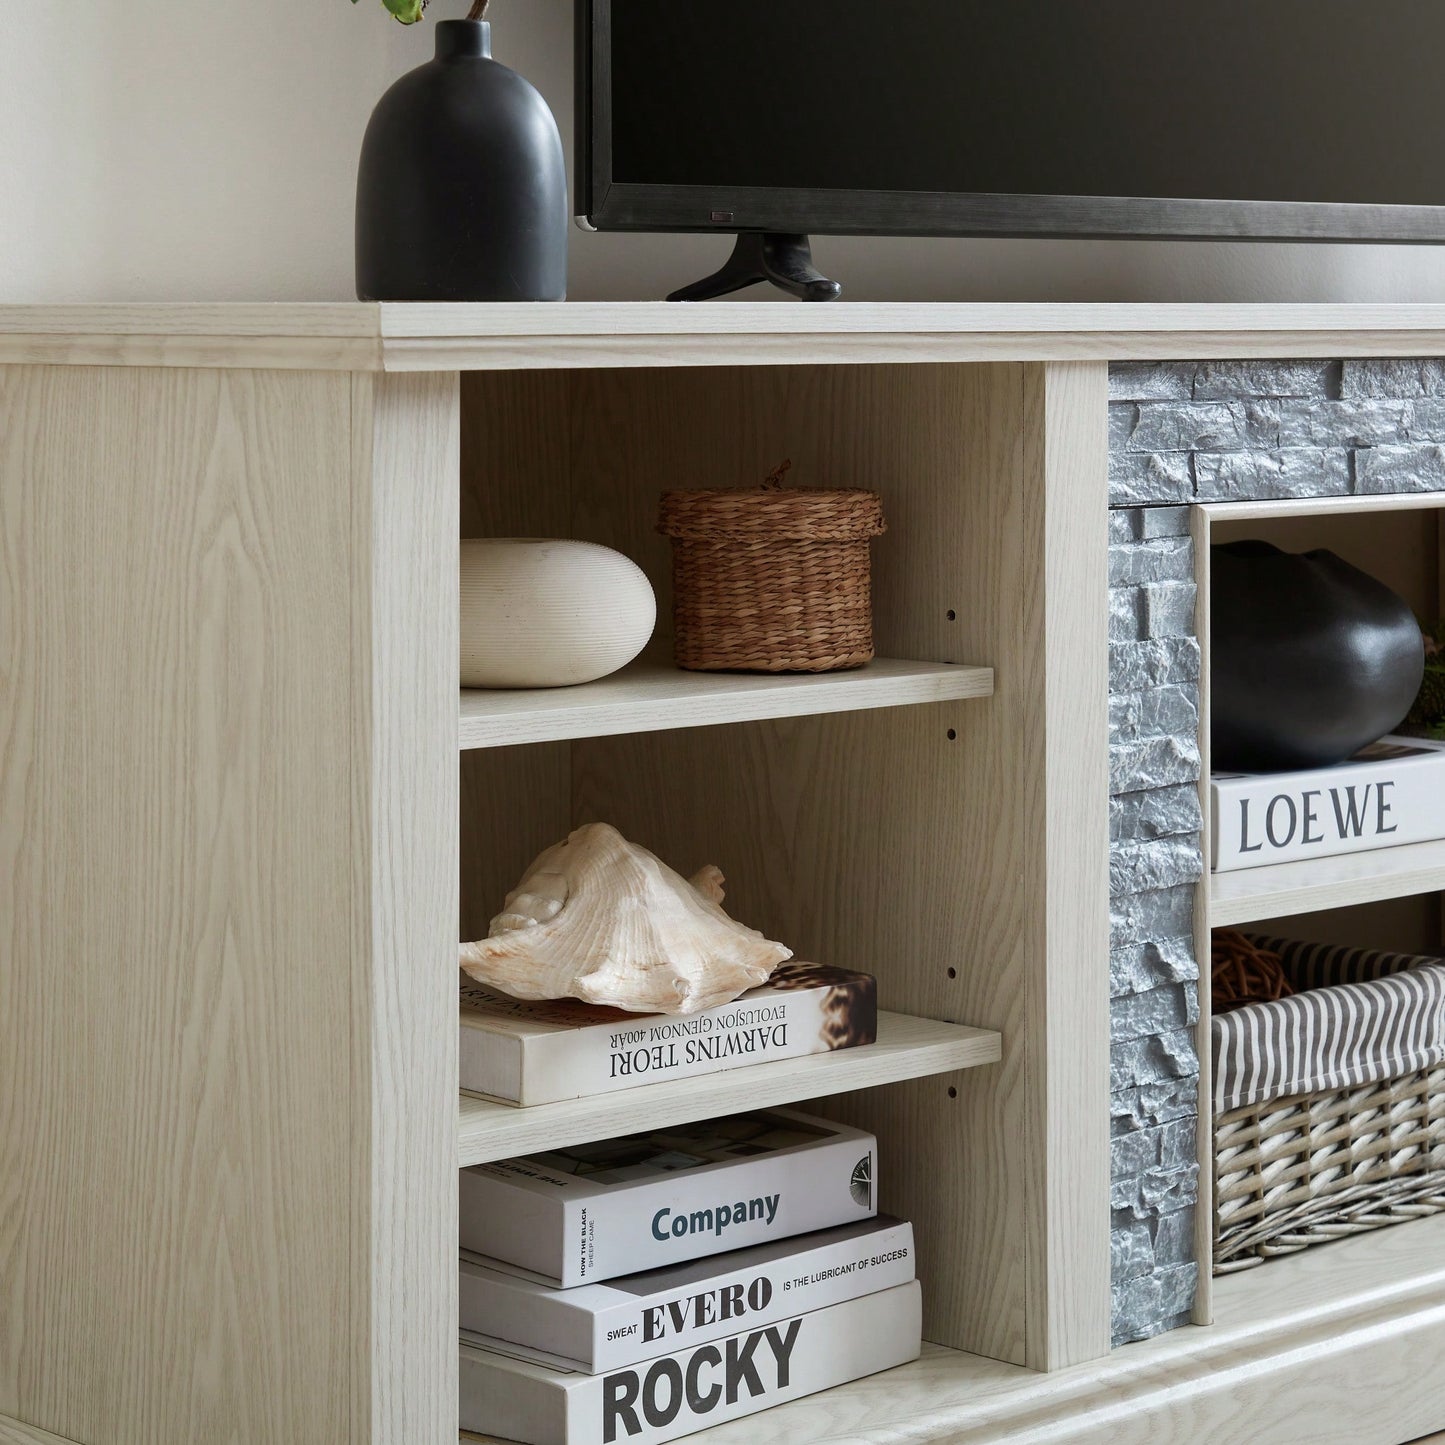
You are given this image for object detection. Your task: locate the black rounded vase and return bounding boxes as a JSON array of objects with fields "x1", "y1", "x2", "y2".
[
  {"x1": 1211, "y1": 541, "x2": 1425, "y2": 772},
  {"x1": 356, "y1": 20, "x2": 567, "y2": 301}
]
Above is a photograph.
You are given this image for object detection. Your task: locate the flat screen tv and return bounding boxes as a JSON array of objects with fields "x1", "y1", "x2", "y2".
[{"x1": 577, "y1": 0, "x2": 1445, "y2": 298}]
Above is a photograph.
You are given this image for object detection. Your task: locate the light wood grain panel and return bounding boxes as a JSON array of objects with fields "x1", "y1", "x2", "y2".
[
  {"x1": 378, "y1": 301, "x2": 1445, "y2": 371},
  {"x1": 0, "y1": 366, "x2": 461, "y2": 1445},
  {"x1": 568, "y1": 362, "x2": 1030, "y2": 1366},
  {"x1": 0, "y1": 304, "x2": 378, "y2": 335},
  {"x1": 0, "y1": 367, "x2": 363, "y2": 1442},
  {"x1": 458, "y1": 660, "x2": 994, "y2": 749},
  {"x1": 456, "y1": 370, "x2": 576, "y2": 946},
  {"x1": 571, "y1": 707, "x2": 992, "y2": 1023},
  {"x1": 1249, "y1": 895, "x2": 1443, "y2": 956},
  {"x1": 12, "y1": 301, "x2": 1445, "y2": 371},
  {"x1": 387, "y1": 300, "x2": 1445, "y2": 341},
  {"x1": 382, "y1": 301, "x2": 1445, "y2": 372},
  {"x1": 0, "y1": 1416, "x2": 77, "y2": 1445},
  {"x1": 458, "y1": 1013, "x2": 1002, "y2": 1165},
  {"x1": 387, "y1": 329, "x2": 1445, "y2": 374},
  {"x1": 1201, "y1": 492, "x2": 1445, "y2": 523},
  {"x1": 548, "y1": 362, "x2": 1112, "y2": 1370},
  {"x1": 8, "y1": 298, "x2": 1445, "y2": 349},
  {"x1": 0, "y1": 335, "x2": 381, "y2": 371},
  {"x1": 1212, "y1": 506, "x2": 1441, "y2": 621},
  {"x1": 358, "y1": 372, "x2": 460, "y2": 1445},
  {"x1": 0, "y1": 305, "x2": 381, "y2": 369},
  {"x1": 1021, "y1": 362, "x2": 1112, "y2": 1369},
  {"x1": 459, "y1": 743, "x2": 571, "y2": 944},
  {"x1": 1210, "y1": 838, "x2": 1445, "y2": 926},
  {"x1": 458, "y1": 370, "x2": 573, "y2": 542}
]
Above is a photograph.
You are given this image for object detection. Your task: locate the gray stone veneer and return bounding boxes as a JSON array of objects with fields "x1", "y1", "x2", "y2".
[
  {"x1": 1106, "y1": 357, "x2": 1445, "y2": 1346},
  {"x1": 1107, "y1": 500, "x2": 1203, "y2": 1345}
]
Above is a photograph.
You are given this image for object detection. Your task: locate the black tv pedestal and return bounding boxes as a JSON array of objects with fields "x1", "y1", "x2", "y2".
[{"x1": 667, "y1": 233, "x2": 842, "y2": 302}]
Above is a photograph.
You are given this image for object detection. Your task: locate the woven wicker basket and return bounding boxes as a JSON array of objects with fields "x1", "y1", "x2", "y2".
[
  {"x1": 657, "y1": 478, "x2": 887, "y2": 673},
  {"x1": 1214, "y1": 1066, "x2": 1445, "y2": 1273}
]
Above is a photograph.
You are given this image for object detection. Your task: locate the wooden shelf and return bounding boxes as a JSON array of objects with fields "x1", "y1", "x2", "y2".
[
  {"x1": 1211, "y1": 838, "x2": 1445, "y2": 927},
  {"x1": 458, "y1": 659, "x2": 994, "y2": 750},
  {"x1": 18, "y1": 301, "x2": 1445, "y2": 372},
  {"x1": 456, "y1": 1011, "x2": 1001, "y2": 1167}
]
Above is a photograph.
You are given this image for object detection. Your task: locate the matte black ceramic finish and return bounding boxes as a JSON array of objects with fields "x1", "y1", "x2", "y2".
[
  {"x1": 357, "y1": 21, "x2": 567, "y2": 301},
  {"x1": 1211, "y1": 541, "x2": 1425, "y2": 773}
]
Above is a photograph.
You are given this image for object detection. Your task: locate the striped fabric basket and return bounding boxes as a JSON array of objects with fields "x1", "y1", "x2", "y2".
[{"x1": 1213, "y1": 935, "x2": 1445, "y2": 1274}]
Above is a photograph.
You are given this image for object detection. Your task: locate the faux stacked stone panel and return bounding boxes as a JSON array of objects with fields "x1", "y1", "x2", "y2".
[
  {"x1": 1111, "y1": 358, "x2": 1445, "y2": 505},
  {"x1": 1106, "y1": 356, "x2": 1445, "y2": 1345},
  {"x1": 1107, "y1": 501, "x2": 1203, "y2": 1345}
]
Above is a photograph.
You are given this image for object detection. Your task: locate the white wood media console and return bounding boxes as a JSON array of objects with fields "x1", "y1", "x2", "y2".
[{"x1": 2, "y1": 303, "x2": 1443, "y2": 1445}]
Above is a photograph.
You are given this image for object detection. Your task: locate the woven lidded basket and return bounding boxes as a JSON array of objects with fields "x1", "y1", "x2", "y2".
[{"x1": 657, "y1": 467, "x2": 887, "y2": 673}]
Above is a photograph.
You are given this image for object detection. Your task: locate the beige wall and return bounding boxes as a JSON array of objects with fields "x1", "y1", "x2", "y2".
[{"x1": 6, "y1": 0, "x2": 1445, "y2": 304}]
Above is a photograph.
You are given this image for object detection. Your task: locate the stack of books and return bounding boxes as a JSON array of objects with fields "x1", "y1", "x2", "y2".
[{"x1": 457, "y1": 1108, "x2": 922, "y2": 1444}]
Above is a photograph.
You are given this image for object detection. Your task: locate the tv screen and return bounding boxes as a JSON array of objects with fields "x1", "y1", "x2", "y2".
[{"x1": 579, "y1": 0, "x2": 1445, "y2": 241}]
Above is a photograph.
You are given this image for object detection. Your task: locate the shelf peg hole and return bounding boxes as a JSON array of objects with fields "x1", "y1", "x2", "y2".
[
  {"x1": 947, "y1": 967, "x2": 957, "y2": 979},
  {"x1": 946, "y1": 609, "x2": 957, "y2": 621},
  {"x1": 947, "y1": 1086, "x2": 958, "y2": 1099},
  {"x1": 946, "y1": 728, "x2": 957, "y2": 741}
]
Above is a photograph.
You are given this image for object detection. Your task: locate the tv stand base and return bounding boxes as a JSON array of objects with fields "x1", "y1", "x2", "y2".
[{"x1": 667, "y1": 233, "x2": 842, "y2": 303}]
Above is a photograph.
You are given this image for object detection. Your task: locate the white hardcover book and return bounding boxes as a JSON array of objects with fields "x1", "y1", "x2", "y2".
[
  {"x1": 459, "y1": 1215, "x2": 915, "y2": 1372},
  {"x1": 1211, "y1": 735, "x2": 1445, "y2": 872},
  {"x1": 459, "y1": 1280, "x2": 923, "y2": 1445},
  {"x1": 459, "y1": 1108, "x2": 877, "y2": 1287},
  {"x1": 460, "y1": 963, "x2": 878, "y2": 1107}
]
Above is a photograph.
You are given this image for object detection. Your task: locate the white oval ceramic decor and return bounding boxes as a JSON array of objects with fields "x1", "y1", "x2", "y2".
[{"x1": 460, "y1": 538, "x2": 657, "y2": 688}]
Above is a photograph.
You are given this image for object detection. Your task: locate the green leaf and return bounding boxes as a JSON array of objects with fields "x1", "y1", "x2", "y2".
[{"x1": 382, "y1": 0, "x2": 427, "y2": 21}]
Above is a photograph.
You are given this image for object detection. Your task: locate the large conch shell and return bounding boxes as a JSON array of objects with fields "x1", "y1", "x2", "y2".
[{"x1": 460, "y1": 823, "x2": 792, "y2": 1015}]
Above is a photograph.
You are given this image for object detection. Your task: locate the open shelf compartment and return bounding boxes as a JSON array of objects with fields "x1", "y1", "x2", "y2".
[
  {"x1": 1196, "y1": 492, "x2": 1445, "y2": 1312},
  {"x1": 455, "y1": 359, "x2": 1112, "y2": 1396}
]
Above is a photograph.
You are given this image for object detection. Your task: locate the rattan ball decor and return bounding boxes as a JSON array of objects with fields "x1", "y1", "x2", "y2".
[
  {"x1": 657, "y1": 462, "x2": 887, "y2": 673},
  {"x1": 1211, "y1": 929, "x2": 1295, "y2": 1013}
]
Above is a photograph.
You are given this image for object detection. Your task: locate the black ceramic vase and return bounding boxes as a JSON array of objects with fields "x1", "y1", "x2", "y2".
[
  {"x1": 1211, "y1": 541, "x2": 1425, "y2": 772},
  {"x1": 356, "y1": 20, "x2": 567, "y2": 301}
]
